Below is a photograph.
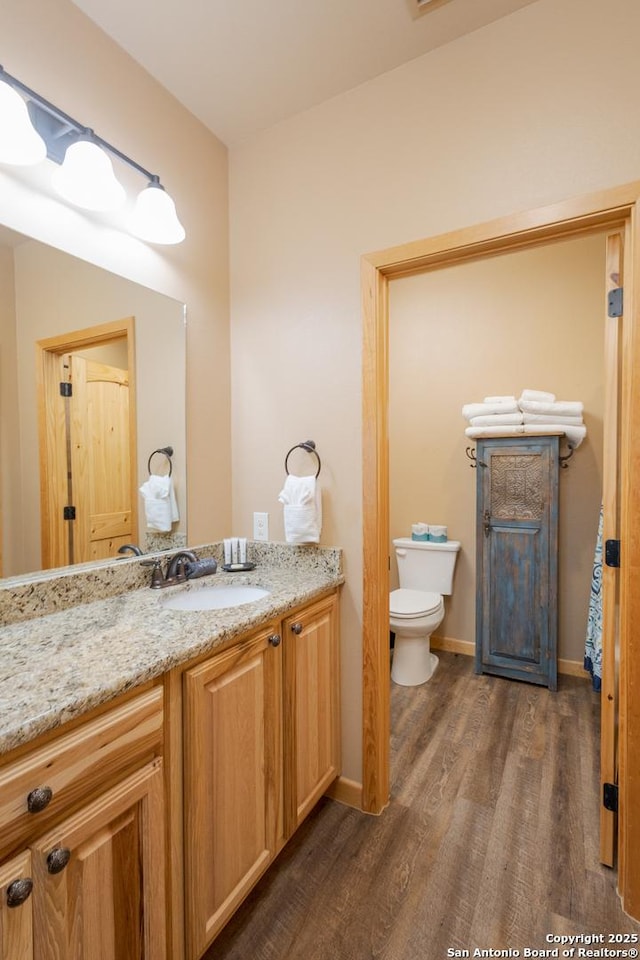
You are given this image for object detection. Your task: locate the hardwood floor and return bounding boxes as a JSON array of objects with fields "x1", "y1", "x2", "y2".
[{"x1": 204, "y1": 652, "x2": 639, "y2": 959}]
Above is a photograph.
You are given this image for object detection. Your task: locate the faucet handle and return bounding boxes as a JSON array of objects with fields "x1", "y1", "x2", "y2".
[{"x1": 140, "y1": 558, "x2": 164, "y2": 589}]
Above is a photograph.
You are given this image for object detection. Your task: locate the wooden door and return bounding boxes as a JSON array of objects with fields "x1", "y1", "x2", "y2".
[
  {"x1": 67, "y1": 354, "x2": 133, "y2": 562},
  {"x1": 283, "y1": 594, "x2": 341, "y2": 836},
  {"x1": 183, "y1": 627, "x2": 282, "y2": 960},
  {"x1": 37, "y1": 317, "x2": 137, "y2": 570},
  {"x1": 0, "y1": 851, "x2": 33, "y2": 960},
  {"x1": 599, "y1": 231, "x2": 624, "y2": 866},
  {"x1": 30, "y1": 760, "x2": 166, "y2": 960},
  {"x1": 475, "y1": 435, "x2": 560, "y2": 691}
]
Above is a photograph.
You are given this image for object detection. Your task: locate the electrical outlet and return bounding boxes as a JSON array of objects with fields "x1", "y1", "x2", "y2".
[{"x1": 253, "y1": 511, "x2": 269, "y2": 541}]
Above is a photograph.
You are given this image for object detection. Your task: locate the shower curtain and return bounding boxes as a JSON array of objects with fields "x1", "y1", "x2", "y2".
[{"x1": 584, "y1": 504, "x2": 603, "y2": 691}]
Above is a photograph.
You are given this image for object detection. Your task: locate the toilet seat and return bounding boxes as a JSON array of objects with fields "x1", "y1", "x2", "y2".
[{"x1": 390, "y1": 588, "x2": 442, "y2": 619}]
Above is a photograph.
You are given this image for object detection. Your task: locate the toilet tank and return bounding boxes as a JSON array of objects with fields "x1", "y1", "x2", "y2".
[{"x1": 393, "y1": 537, "x2": 461, "y2": 595}]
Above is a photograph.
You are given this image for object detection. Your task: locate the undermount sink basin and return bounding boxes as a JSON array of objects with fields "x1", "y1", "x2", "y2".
[{"x1": 160, "y1": 584, "x2": 270, "y2": 612}]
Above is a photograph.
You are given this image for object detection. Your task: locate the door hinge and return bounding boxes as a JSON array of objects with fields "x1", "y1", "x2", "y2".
[
  {"x1": 63, "y1": 506, "x2": 76, "y2": 521},
  {"x1": 59, "y1": 382, "x2": 72, "y2": 397},
  {"x1": 608, "y1": 287, "x2": 623, "y2": 318},
  {"x1": 605, "y1": 539, "x2": 620, "y2": 568},
  {"x1": 603, "y1": 782, "x2": 618, "y2": 812}
]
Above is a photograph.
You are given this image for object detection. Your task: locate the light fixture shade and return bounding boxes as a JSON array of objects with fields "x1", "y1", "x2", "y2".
[
  {"x1": 0, "y1": 80, "x2": 47, "y2": 165},
  {"x1": 52, "y1": 137, "x2": 126, "y2": 212},
  {"x1": 130, "y1": 180, "x2": 185, "y2": 244}
]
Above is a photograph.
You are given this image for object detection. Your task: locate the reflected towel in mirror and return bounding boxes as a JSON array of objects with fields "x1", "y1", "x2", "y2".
[{"x1": 139, "y1": 474, "x2": 179, "y2": 531}]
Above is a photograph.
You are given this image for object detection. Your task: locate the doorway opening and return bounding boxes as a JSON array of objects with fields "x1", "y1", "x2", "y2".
[
  {"x1": 361, "y1": 182, "x2": 640, "y2": 919},
  {"x1": 36, "y1": 316, "x2": 137, "y2": 569}
]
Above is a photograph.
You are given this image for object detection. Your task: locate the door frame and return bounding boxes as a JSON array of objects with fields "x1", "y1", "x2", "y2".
[
  {"x1": 361, "y1": 181, "x2": 640, "y2": 919},
  {"x1": 36, "y1": 316, "x2": 137, "y2": 569}
]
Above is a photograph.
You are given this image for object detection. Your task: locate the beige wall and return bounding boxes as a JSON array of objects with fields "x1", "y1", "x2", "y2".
[
  {"x1": 229, "y1": 0, "x2": 640, "y2": 781},
  {"x1": 8, "y1": 239, "x2": 186, "y2": 575},
  {"x1": 0, "y1": 0, "x2": 231, "y2": 551},
  {"x1": 389, "y1": 234, "x2": 605, "y2": 664}
]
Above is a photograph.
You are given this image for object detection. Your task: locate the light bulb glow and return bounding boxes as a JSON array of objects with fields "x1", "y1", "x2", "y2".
[
  {"x1": 51, "y1": 138, "x2": 126, "y2": 212},
  {"x1": 130, "y1": 181, "x2": 185, "y2": 245},
  {"x1": 0, "y1": 80, "x2": 47, "y2": 165}
]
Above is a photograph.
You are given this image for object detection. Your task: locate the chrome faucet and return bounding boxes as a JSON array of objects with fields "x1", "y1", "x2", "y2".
[{"x1": 142, "y1": 550, "x2": 200, "y2": 589}]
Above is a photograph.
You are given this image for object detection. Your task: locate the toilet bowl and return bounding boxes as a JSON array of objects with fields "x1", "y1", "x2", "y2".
[
  {"x1": 389, "y1": 537, "x2": 460, "y2": 686},
  {"x1": 390, "y1": 588, "x2": 444, "y2": 685}
]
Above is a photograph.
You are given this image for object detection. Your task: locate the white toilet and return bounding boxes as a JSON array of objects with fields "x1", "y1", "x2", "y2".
[{"x1": 390, "y1": 537, "x2": 461, "y2": 686}]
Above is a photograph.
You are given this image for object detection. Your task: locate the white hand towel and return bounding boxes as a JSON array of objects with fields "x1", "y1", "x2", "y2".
[
  {"x1": 523, "y1": 413, "x2": 584, "y2": 426},
  {"x1": 523, "y1": 423, "x2": 587, "y2": 448},
  {"x1": 462, "y1": 400, "x2": 519, "y2": 420},
  {"x1": 483, "y1": 395, "x2": 516, "y2": 404},
  {"x1": 465, "y1": 425, "x2": 525, "y2": 438},
  {"x1": 139, "y1": 474, "x2": 179, "y2": 532},
  {"x1": 278, "y1": 475, "x2": 322, "y2": 544},
  {"x1": 520, "y1": 389, "x2": 557, "y2": 403},
  {"x1": 470, "y1": 412, "x2": 524, "y2": 427},
  {"x1": 519, "y1": 399, "x2": 584, "y2": 417}
]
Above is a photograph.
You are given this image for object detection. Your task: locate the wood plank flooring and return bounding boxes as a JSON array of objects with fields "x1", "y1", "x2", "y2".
[{"x1": 204, "y1": 652, "x2": 639, "y2": 959}]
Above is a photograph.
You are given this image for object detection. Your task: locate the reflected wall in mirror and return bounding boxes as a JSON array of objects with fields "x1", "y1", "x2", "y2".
[{"x1": 0, "y1": 226, "x2": 187, "y2": 579}]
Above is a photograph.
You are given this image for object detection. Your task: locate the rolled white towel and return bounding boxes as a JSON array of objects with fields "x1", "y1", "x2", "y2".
[
  {"x1": 470, "y1": 412, "x2": 524, "y2": 427},
  {"x1": 465, "y1": 425, "x2": 525, "y2": 438},
  {"x1": 520, "y1": 389, "x2": 556, "y2": 403},
  {"x1": 523, "y1": 423, "x2": 587, "y2": 448},
  {"x1": 519, "y1": 399, "x2": 584, "y2": 417},
  {"x1": 483, "y1": 395, "x2": 516, "y2": 404},
  {"x1": 523, "y1": 413, "x2": 584, "y2": 426},
  {"x1": 462, "y1": 400, "x2": 519, "y2": 420}
]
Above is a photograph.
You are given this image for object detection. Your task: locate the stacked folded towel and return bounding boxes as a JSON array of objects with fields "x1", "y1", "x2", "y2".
[
  {"x1": 461, "y1": 395, "x2": 524, "y2": 438},
  {"x1": 462, "y1": 389, "x2": 587, "y2": 448}
]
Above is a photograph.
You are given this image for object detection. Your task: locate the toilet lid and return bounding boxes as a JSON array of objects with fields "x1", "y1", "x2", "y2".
[{"x1": 389, "y1": 588, "x2": 442, "y2": 618}]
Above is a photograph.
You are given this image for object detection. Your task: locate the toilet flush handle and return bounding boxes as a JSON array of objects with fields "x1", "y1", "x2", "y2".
[{"x1": 396, "y1": 549, "x2": 407, "y2": 557}]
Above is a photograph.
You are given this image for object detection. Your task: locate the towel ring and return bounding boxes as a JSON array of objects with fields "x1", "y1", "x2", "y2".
[
  {"x1": 284, "y1": 440, "x2": 321, "y2": 478},
  {"x1": 148, "y1": 446, "x2": 173, "y2": 477}
]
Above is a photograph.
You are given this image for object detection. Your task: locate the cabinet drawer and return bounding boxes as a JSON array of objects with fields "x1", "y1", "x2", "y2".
[{"x1": 0, "y1": 686, "x2": 163, "y2": 856}]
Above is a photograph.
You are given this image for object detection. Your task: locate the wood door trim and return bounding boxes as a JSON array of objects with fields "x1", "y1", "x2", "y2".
[
  {"x1": 361, "y1": 181, "x2": 640, "y2": 920},
  {"x1": 36, "y1": 317, "x2": 137, "y2": 569}
]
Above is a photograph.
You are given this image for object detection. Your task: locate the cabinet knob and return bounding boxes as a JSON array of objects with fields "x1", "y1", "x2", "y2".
[
  {"x1": 268, "y1": 634, "x2": 281, "y2": 647},
  {"x1": 46, "y1": 847, "x2": 71, "y2": 875},
  {"x1": 6, "y1": 877, "x2": 33, "y2": 908},
  {"x1": 291, "y1": 622, "x2": 303, "y2": 635},
  {"x1": 27, "y1": 785, "x2": 53, "y2": 813}
]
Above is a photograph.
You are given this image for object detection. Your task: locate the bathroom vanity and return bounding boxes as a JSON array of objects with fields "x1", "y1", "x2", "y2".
[{"x1": 0, "y1": 544, "x2": 343, "y2": 960}]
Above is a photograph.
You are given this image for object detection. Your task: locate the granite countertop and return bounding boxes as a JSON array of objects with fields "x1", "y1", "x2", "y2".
[{"x1": 0, "y1": 544, "x2": 343, "y2": 758}]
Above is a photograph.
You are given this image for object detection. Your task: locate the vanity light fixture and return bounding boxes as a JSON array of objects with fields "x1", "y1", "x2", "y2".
[
  {"x1": 0, "y1": 65, "x2": 185, "y2": 244},
  {"x1": 51, "y1": 132, "x2": 126, "y2": 212},
  {"x1": 0, "y1": 76, "x2": 47, "y2": 165}
]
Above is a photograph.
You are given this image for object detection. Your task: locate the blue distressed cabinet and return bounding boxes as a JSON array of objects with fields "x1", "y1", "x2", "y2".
[{"x1": 475, "y1": 435, "x2": 560, "y2": 691}]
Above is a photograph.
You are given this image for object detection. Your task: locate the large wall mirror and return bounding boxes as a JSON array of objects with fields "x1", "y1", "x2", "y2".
[{"x1": 0, "y1": 225, "x2": 187, "y2": 580}]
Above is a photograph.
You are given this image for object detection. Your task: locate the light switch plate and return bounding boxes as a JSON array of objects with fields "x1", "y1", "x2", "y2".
[{"x1": 253, "y1": 511, "x2": 269, "y2": 541}]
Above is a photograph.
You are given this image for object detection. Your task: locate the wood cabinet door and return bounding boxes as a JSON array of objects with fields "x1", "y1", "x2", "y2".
[
  {"x1": 30, "y1": 760, "x2": 166, "y2": 960},
  {"x1": 183, "y1": 627, "x2": 282, "y2": 960},
  {"x1": 476, "y1": 436, "x2": 559, "y2": 690},
  {"x1": 0, "y1": 851, "x2": 33, "y2": 960},
  {"x1": 283, "y1": 594, "x2": 341, "y2": 836}
]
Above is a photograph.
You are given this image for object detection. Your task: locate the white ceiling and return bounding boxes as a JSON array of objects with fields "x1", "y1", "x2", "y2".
[{"x1": 72, "y1": 0, "x2": 539, "y2": 146}]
